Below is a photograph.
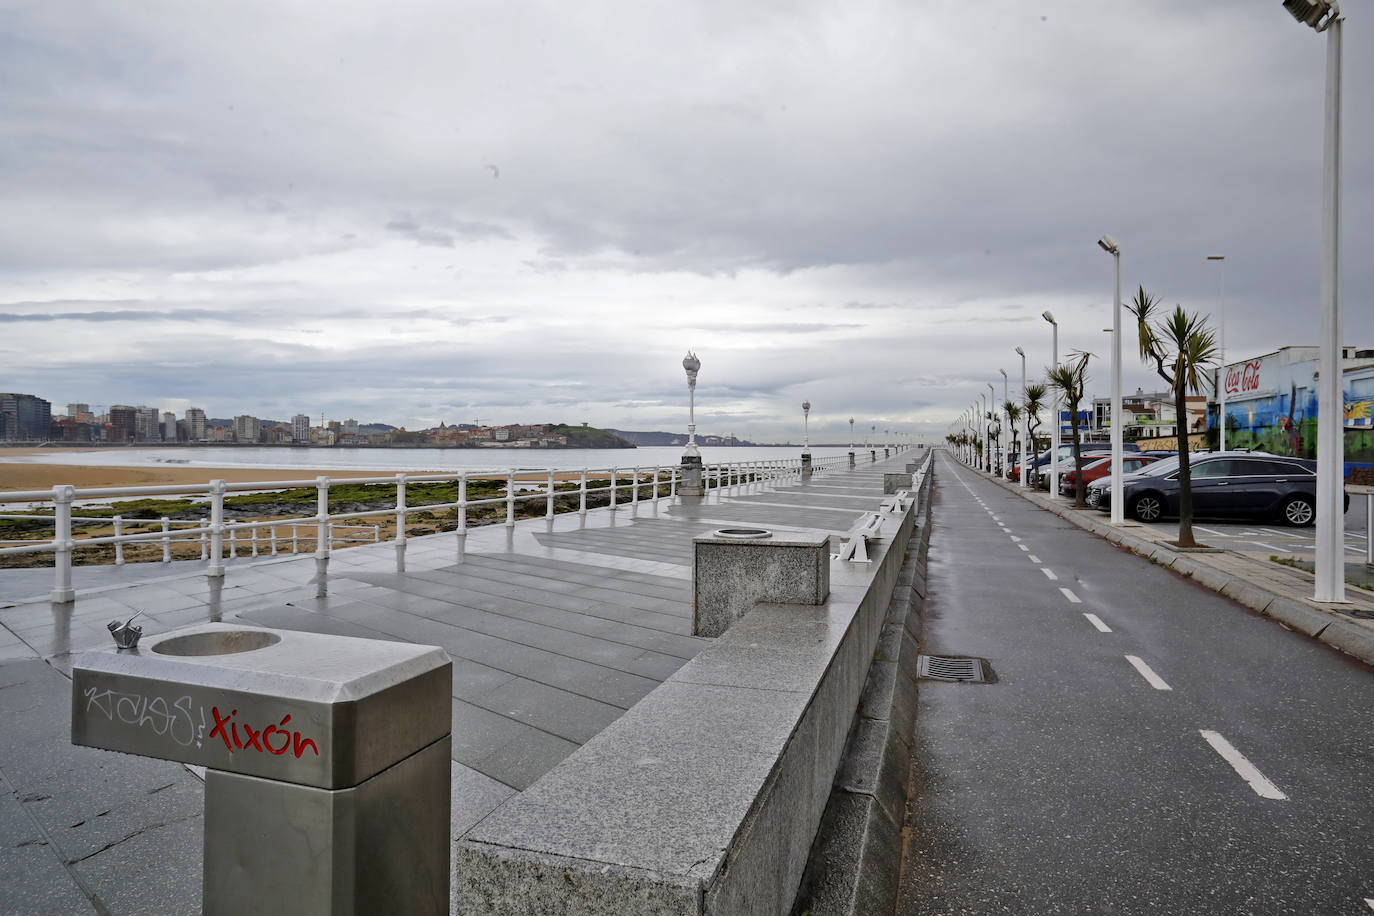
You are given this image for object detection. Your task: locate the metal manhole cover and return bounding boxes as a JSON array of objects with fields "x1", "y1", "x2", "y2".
[{"x1": 917, "y1": 655, "x2": 985, "y2": 682}]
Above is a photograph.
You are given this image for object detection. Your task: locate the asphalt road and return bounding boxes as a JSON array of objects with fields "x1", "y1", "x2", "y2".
[{"x1": 896, "y1": 452, "x2": 1374, "y2": 915}]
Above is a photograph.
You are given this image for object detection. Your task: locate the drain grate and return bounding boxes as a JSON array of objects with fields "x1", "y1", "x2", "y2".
[
  {"x1": 916, "y1": 655, "x2": 985, "y2": 683},
  {"x1": 1346, "y1": 609, "x2": 1374, "y2": 620}
]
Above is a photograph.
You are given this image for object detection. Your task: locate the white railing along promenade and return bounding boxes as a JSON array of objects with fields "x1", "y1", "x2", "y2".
[{"x1": 0, "y1": 454, "x2": 856, "y2": 603}]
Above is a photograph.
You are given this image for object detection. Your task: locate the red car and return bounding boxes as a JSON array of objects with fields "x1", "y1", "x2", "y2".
[{"x1": 1059, "y1": 454, "x2": 1160, "y2": 496}]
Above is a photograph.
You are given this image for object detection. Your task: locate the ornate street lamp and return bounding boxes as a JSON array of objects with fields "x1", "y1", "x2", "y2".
[{"x1": 679, "y1": 352, "x2": 705, "y2": 496}]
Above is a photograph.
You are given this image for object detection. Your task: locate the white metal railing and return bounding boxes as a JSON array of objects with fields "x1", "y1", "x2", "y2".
[{"x1": 0, "y1": 452, "x2": 875, "y2": 602}]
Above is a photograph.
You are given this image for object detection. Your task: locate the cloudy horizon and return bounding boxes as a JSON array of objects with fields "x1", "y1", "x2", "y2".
[{"x1": 2, "y1": 1, "x2": 1369, "y2": 442}]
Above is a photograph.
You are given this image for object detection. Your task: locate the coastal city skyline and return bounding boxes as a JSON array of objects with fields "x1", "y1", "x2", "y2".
[{"x1": 1, "y1": 3, "x2": 1370, "y2": 441}]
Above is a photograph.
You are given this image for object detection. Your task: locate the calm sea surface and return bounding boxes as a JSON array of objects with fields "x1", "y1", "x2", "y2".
[{"x1": 2, "y1": 445, "x2": 863, "y2": 474}]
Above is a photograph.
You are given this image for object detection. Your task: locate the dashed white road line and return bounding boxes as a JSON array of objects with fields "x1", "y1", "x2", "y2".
[
  {"x1": 1199, "y1": 730, "x2": 1287, "y2": 800},
  {"x1": 1084, "y1": 613, "x2": 1111, "y2": 633},
  {"x1": 1042, "y1": 568, "x2": 1058, "y2": 581},
  {"x1": 1125, "y1": 655, "x2": 1172, "y2": 691},
  {"x1": 1018, "y1": 544, "x2": 1030, "y2": 552},
  {"x1": 1009, "y1": 535, "x2": 1023, "y2": 542},
  {"x1": 1060, "y1": 587, "x2": 1081, "y2": 603},
  {"x1": 1028, "y1": 555, "x2": 1041, "y2": 564},
  {"x1": 1363, "y1": 898, "x2": 1374, "y2": 912}
]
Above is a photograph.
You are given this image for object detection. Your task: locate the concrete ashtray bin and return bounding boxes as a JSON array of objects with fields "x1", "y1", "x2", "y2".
[
  {"x1": 693, "y1": 527, "x2": 830, "y2": 636},
  {"x1": 72, "y1": 622, "x2": 452, "y2": 916}
]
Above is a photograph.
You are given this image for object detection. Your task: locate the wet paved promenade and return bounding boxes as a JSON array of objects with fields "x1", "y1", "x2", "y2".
[{"x1": 0, "y1": 453, "x2": 910, "y2": 914}]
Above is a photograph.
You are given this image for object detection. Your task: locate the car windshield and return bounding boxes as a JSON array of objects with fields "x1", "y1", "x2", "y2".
[{"x1": 1083, "y1": 457, "x2": 1111, "y2": 471}]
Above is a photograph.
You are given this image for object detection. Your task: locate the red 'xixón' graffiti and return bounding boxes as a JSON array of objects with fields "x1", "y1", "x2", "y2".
[{"x1": 209, "y1": 706, "x2": 319, "y2": 759}]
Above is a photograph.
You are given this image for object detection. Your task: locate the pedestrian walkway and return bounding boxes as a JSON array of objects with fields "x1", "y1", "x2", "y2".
[{"x1": 0, "y1": 455, "x2": 908, "y2": 914}]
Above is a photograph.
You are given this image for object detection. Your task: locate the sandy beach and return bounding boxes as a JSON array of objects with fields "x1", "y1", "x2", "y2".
[{"x1": 0, "y1": 448, "x2": 606, "y2": 493}]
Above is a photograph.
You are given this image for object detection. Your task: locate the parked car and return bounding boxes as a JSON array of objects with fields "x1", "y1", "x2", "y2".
[
  {"x1": 1013, "y1": 445, "x2": 1118, "y2": 488},
  {"x1": 1088, "y1": 452, "x2": 1348, "y2": 525},
  {"x1": 1060, "y1": 454, "x2": 1161, "y2": 497}
]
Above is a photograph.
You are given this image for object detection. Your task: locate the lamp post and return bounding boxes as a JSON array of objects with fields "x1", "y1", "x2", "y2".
[
  {"x1": 1207, "y1": 255, "x2": 1227, "y2": 452},
  {"x1": 986, "y1": 383, "x2": 996, "y2": 473},
  {"x1": 979, "y1": 392, "x2": 988, "y2": 471},
  {"x1": 999, "y1": 369, "x2": 1009, "y2": 478},
  {"x1": 1098, "y1": 234, "x2": 1124, "y2": 524},
  {"x1": 1043, "y1": 311, "x2": 1060, "y2": 497},
  {"x1": 1284, "y1": 0, "x2": 1346, "y2": 602},
  {"x1": 679, "y1": 352, "x2": 705, "y2": 496},
  {"x1": 801, "y1": 401, "x2": 813, "y2": 478},
  {"x1": 1015, "y1": 346, "x2": 1028, "y2": 487},
  {"x1": 849, "y1": 417, "x2": 855, "y2": 466}
]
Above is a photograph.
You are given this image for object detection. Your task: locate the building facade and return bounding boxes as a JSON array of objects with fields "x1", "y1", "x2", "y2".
[
  {"x1": 186, "y1": 408, "x2": 208, "y2": 442},
  {"x1": 233, "y1": 415, "x2": 261, "y2": 443},
  {"x1": 1209, "y1": 346, "x2": 1374, "y2": 481},
  {"x1": 292, "y1": 414, "x2": 311, "y2": 443},
  {"x1": 0, "y1": 393, "x2": 52, "y2": 441}
]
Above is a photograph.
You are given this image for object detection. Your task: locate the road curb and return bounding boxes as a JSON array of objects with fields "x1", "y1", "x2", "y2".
[{"x1": 974, "y1": 468, "x2": 1374, "y2": 669}]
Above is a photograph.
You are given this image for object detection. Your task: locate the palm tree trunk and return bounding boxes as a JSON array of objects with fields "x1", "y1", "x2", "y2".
[
  {"x1": 1070, "y1": 406, "x2": 1086, "y2": 507},
  {"x1": 1174, "y1": 386, "x2": 1197, "y2": 547}
]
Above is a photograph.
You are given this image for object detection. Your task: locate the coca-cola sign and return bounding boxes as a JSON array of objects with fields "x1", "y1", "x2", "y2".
[{"x1": 1224, "y1": 360, "x2": 1263, "y2": 396}]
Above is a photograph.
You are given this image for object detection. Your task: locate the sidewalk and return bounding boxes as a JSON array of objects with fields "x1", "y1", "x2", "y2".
[{"x1": 979, "y1": 469, "x2": 1374, "y2": 667}]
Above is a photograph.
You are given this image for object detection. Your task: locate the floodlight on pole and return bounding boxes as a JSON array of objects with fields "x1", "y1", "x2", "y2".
[
  {"x1": 1207, "y1": 255, "x2": 1227, "y2": 451},
  {"x1": 1098, "y1": 234, "x2": 1124, "y2": 524},
  {"x1": 1015, "y1": 346, "x2": 1029, "y2": 487},
  {"x1": 999, "y1": 368, "x2": 1009, "y2": 478},
  {"x1": 986, "y1": 382, "x2": 996, "y2": 473},
  {"x1": 1284, "y1": 0, "x2": 1346, "y2": 603},
  {"x1": 1043, "y1": 311, "x2": 1060, "y2": 497}
]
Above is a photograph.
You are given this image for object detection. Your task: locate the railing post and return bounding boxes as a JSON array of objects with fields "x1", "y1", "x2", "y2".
[
  {"x1": 631, "y1": 467, "x2": 640, "y2": 511},
  {"x1": 579, "y1": 469, "x2": 588, "y2": 517},
  {"x1": 315, "y1": 476, "x2": 330, "y2": 598},
  {"x1": 208, "y1": 479, "x2": 226, "y2": 579},
  {"x1": 251, "y1": 526, "x2": 259, "y2": 557},
  {"x1": 291, "y1": 524, "x2": 299, "y2": 554},
  {"x1": 270, "y1": 524, "x2": 278, "y2": 556},
  {"x1": 652, "y1": 467, "x2": 661, "y2": 506},
  {"x1": 609, "y1": 468, "x2": 618, "y2": 512},
  {"x1": 113, "y1": 515, "x2": 125, "y2": 566},
  {"x1": 457, "y1": 473, "x2": 468, "y2": 544},
  {"x1": 161, "y1": 517, "x2": 171, "y2": 563},
  {"x1": 228, "y1": 527, "x2": 237, "y2": 559},
  {"x1": 51, "y1": 485, "x2": 75, "y2": 603},
  {"x1": 395, "y1": 473, "x2": 408, "y2": 571},
  {"x1": 200, "y1": 529, "x2": 207, "y2": 560},
  {"x1": 669, "y1": 465, "x2": 677, "y2": 498},
  {"x1": 546, "y1": 470, "x2": 556, "y2": 522},
  {"x1": 505, "y1": 469, "x2": 516, "y2": 527}
]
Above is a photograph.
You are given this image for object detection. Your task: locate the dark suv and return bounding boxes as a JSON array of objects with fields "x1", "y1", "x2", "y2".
[{"x1": 1089, "y1": 452, "x2": 1347, "y2": 526}]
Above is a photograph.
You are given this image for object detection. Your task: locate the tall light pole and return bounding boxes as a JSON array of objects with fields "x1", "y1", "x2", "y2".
[
  {"x1": 1098, "y1": 234, "x2": 1124, "y2": 524},
  {"x1": 979, "y1": 393, "x2": 989, "y2": 471},
  {"x1": 1015, "y1": 346, "x2": 1029, "y2": 487},
  {"x1": 1207, "y1": 255, "x2": 1227, "y2": 452},
  {"x1": 1043, "y1": 311, "x2": 1060, "y2": 497},
  {"x1": 986, "y1": 382, "x2": 996, "y2": 472},
  {"x1": 999, "y1": 369, "x2": 1009, "y2": 477},
  {"x1": 1284, "y1": 0, "x2": 1346, "y2": 602},
  {"x1": 802, "y1": 401, "x2": 811, "y2": 451},
  {"x1": 680, "y1": 352, "x2": 705, "y2": 496}
]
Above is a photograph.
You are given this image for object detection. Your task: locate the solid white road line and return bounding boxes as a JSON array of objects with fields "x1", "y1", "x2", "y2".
[
  {"x1": 1125, "y1": 655, "x2": 1172, "y2": 691},
  {"x1": 1042, "y1": 568, "x2": 1058, "y2": 580},
  {"x1": 1060, "y1": 587, "x2": 1081, "y2": 603},
  {"x1": 1199, "y1": 730, "x2": 1288, "y2": 801},
  {"x1": 1084, "y1": 613, "x2": 1111, "y2": 633},
  {"x1": 1028, "y1": 555, "x2": 1041, "y2": 564}
]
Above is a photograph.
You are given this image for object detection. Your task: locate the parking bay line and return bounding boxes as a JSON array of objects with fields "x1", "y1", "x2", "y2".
[
  {"x1": 1060, "y1": 587, "x2": 1081, "y2": 603},
  {"x1": 1125, "y1": 655, "x2": 1172, "y2": 691},
  {"x1": 1084, "y1": 613, "x2": 1111, "y2": 632},
  {"x1": 1199, "y1": 730, "x2": 1287, "y2": 800}
]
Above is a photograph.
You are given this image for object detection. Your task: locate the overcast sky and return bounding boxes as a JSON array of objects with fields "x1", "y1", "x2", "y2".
[{"x1": 1, "y1": 1, "x2": 1369, "y2": 442}]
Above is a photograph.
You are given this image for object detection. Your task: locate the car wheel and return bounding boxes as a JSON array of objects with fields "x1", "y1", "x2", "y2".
[
  {"x1": 1131, "y1": 494, "x2": 1163, "y2": 523},
  {"x1": 1281, "y1": 495, "x2": 1315, "y2": 527},
  {"x1": 1085, "y1": 488, "x2": 1100, "y2": 507}
]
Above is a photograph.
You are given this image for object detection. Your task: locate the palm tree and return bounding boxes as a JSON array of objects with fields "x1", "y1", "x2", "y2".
[
  {"x1": 1003, "y1": 401, "x2": 1022, "y2": 479},
  {"x1": 1047, "y1": 351, "x2": 1093, "y2": 507},
  {"x1": 1023, "y1": 382, "x2": 1047, "y2": 487},
  {"x1": 1125, "y1": 286, "x2": 1218, "y2": 547}
]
